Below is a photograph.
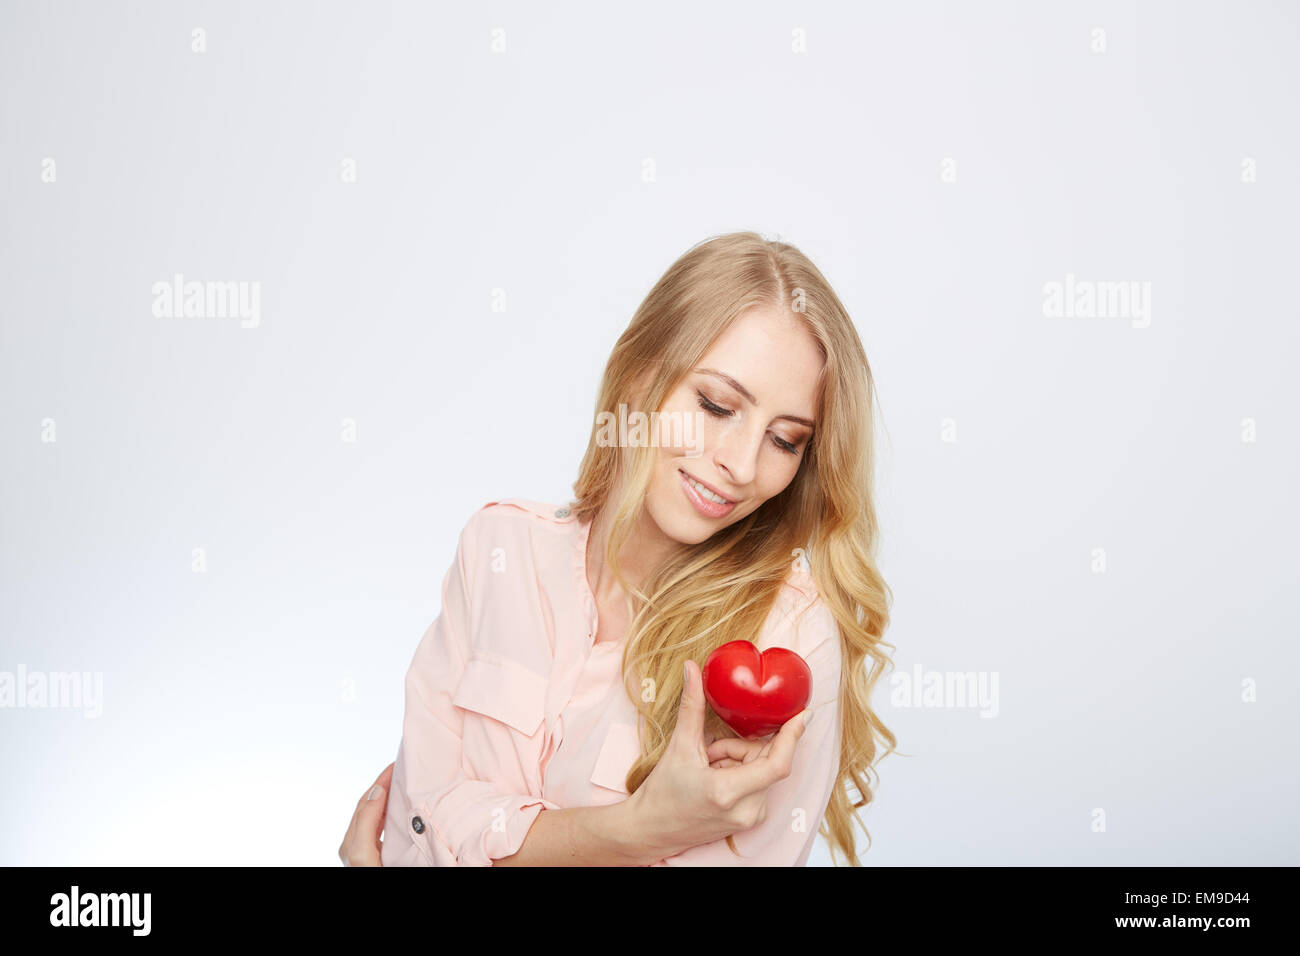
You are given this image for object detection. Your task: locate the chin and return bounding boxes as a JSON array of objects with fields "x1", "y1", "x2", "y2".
[{"x1": 642, "y1": 498, "x2": 705, "y2": 546}]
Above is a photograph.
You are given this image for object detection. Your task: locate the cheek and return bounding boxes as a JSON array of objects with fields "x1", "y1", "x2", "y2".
[{"x1": 756, "y1": 455, "x2": 802, "y2": 497}]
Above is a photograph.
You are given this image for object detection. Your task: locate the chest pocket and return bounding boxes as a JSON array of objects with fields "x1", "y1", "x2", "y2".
[
  {"x1": 589, "y1": 721, "x2": 641, "y2": 794},
  {"x1": 452, "y1": 655, "x2": 549, "y2": 737}
]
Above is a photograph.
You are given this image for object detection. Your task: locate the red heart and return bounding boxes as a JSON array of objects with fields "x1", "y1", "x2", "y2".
[{"x1": 701, "y1": 640, "x2": 812, "y2": 739}]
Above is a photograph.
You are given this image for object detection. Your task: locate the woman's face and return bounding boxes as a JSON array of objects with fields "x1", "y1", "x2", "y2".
[{"x1": 644, "y1": 304, "x2": 823, "y2": 546}]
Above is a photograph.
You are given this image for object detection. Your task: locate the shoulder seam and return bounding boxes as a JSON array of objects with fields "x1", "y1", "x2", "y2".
[{"x1": 475, "y1": 498, "x2": 570, "y2": 523}]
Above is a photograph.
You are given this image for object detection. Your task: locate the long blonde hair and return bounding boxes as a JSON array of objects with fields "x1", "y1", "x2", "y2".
[{"x1": 568, "y1": 231, "x2": 896, "y2": 865}]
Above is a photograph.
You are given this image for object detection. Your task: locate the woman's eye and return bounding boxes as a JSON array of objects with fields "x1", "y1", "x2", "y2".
[
  {"x1": 696, "y1": 392, "x2": 732, "y2": 418},
  {"x1": 698, "y1": 391, "x2": 801, "y2": 456}
]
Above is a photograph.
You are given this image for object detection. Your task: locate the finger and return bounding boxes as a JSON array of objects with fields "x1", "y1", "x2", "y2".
[
  {"x1": 354, "y1": 762, "x2": 395, "y2": 810},
  {"x1": 356, "y1": 784, "x2": 388, "y2": 844},
  {"x1": 344, "y1": 776, "x2": 393, "y2": 866},
  {"x1": 344, "y1": 808, "x2": 386, "y2": 866},
  {"x1": 340, "y1": 807, "x2": 360, "y2": 865},
  {"x1": 343, "y1": 763, "x2": 395, "y2": 865},
  {"x1": 671, "y1": 659, "x2": 706, "y2": 752},
  {"x1": 706, "y1": 736, "x2": 764, "y2": 764},
  {"x1": 718, "y1": 708, "x2": 810, "y2": 796},
  {"x1": 710, "y1": 757, "x2": 742, "y2": 769},
  {"x1": 338, "y1": 819, "x2": 355, "y2": 864},
  {"x1": 719, "y1": 728, "x2": 778, "y2": 762},
  {"x1": 748, "y1": 728, "x2": 780, "y2": 760}
]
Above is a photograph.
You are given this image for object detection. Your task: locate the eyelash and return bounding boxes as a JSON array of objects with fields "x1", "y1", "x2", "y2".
[{"x1": 696, "y1": 391, "x2": 801, "y2": 455}]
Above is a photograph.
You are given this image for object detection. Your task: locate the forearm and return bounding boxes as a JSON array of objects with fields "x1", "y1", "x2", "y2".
[{"x1": 491, "y1": 795, "x2": 678, "y2": 867}]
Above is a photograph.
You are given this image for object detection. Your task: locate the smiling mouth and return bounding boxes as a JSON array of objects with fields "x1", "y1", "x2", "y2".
[{"x1": 679, "y1": 469, "x2": 736, "y2": 505}]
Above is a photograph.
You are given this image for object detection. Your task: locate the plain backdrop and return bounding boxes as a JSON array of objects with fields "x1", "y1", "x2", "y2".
[{"x1": 1, "y1": 0, "x2": 1296, "y2": 865}]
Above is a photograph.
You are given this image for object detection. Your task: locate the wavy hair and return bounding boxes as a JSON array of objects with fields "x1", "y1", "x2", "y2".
[{"x1": 567, "y1": 231, "x2": 896, "y2": 865}]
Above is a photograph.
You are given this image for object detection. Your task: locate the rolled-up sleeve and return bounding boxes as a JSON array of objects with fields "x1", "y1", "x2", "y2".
[
  {"x1": 648, "y1": 598, "x2": 843, "y2": 866},
  {"x1": 381, "y1": 517, "x2": 561, "y2": 867}
]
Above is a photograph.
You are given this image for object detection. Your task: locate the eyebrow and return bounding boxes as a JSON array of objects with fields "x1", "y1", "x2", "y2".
[{"x1": 693, "y1": 367, "x2": 816, "y2": 429}]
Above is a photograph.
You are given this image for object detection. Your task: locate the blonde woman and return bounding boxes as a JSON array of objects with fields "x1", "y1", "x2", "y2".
[{"x1": 339, "y1": 232, "x2": 896, "y2": 867}]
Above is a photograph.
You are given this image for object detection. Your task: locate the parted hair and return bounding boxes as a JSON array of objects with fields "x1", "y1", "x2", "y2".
[{"x1": 568, "y1": 231, "x2": 897, "y2": 865}]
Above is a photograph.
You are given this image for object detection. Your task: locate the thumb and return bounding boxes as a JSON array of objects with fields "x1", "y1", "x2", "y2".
[{"x1": 672, "y1": 659, "x2": 706, "y2": 748}]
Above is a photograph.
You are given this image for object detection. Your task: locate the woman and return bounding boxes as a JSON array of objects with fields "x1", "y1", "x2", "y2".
[{"x1": 340, "y1": 231, "x2": 897, "y2": 866}]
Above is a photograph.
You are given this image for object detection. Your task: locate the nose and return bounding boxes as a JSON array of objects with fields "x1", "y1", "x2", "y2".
[{"x1": 712, "y1": 421, "x2": 764, "y2": 489}]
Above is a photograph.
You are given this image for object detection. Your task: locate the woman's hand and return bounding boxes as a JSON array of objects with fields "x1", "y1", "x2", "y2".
[
  {"x1": 707, "y1": 733, "x2": 775, "y2": 769},
  {"x1": 623, "y1": 658, "x2": 810, "y2": 859},
  {"x1": 338, "y1": 762, "x2": 394, "y2": 866}
]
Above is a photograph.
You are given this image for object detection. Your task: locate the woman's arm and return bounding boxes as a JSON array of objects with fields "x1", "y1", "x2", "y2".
[
  {"x1": 490, "y1": 793, "x2": 675, "y2": 866},
  {"x1": 386, "y1": 504, "x2": 817, "y2": 865},
  {"x1": 383, "y1": 511, "x2": 568, "y2": 866},
  {"x1": 495, "y1": 656, "x2": 816, "y2": 866},
  {"x1": 372, "y1": 651, "x2": 814, "y2": 865}
]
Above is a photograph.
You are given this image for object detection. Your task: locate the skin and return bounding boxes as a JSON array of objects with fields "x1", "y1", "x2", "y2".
[
  {"x1": 338, "y1": 762, "x2": 393, "y2": 867},
  {"x1": 587, "y1": 302, "x2": 821, "y2": 617},
  {"x1": 339, "y1": 303, "x2": 824, "y2": 865}
]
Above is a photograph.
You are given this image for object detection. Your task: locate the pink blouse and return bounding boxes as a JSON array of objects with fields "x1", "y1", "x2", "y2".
[{"x1": 380, "y1": 498, "x2": 843, "y2": 866}]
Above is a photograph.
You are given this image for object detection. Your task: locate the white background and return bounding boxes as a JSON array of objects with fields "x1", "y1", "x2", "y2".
[{"x1": 1, "y1": 0, "x2": 1296, "y2": 865}]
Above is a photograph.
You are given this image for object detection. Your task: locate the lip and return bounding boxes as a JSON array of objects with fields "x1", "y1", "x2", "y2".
[
  {"x1": 679, "y1": 469, "x2": 736, "y2": 503},
  {"x1": 679, "y1": 468, "x2": 739, "y2": 518}
]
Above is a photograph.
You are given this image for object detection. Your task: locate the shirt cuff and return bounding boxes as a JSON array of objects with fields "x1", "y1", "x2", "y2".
[{"x1": 409, "y1": 794, "x2": 563, "y2": 867}]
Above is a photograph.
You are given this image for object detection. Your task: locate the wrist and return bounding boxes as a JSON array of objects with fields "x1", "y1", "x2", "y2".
[{"x1": 611, "y1": 790, "x2": 681, "y2": 866}]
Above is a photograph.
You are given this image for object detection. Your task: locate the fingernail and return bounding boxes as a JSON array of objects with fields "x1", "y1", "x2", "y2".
[
  {"x1": 800, "y1": 709, "x2": 811, "y2": 730},
  {"x1": 367, "y1": 785, "x2": 384, "y2": 801}
]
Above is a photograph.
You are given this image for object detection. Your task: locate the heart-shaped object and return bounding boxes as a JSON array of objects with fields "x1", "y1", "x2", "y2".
[{"x1": 701, "y1": 640, "x2": 812, "y2": 739}]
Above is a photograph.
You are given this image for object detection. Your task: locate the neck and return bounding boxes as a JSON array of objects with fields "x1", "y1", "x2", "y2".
[{"x1": 585, "y1": 503, "x2": 682, "y2": 608}]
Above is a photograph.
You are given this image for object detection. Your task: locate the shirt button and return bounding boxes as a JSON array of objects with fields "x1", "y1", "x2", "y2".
[
  {"x1": 554, "y1": 506, "x2": 570, "y2": 519},
  {"x1": 411, "y1": 816, "x2": 425, "y2": 834}
]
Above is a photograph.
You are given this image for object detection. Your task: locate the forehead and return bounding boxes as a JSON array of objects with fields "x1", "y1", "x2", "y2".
[{"x1": 697, "y1": 306, "x2": 823, "y2": 419}]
